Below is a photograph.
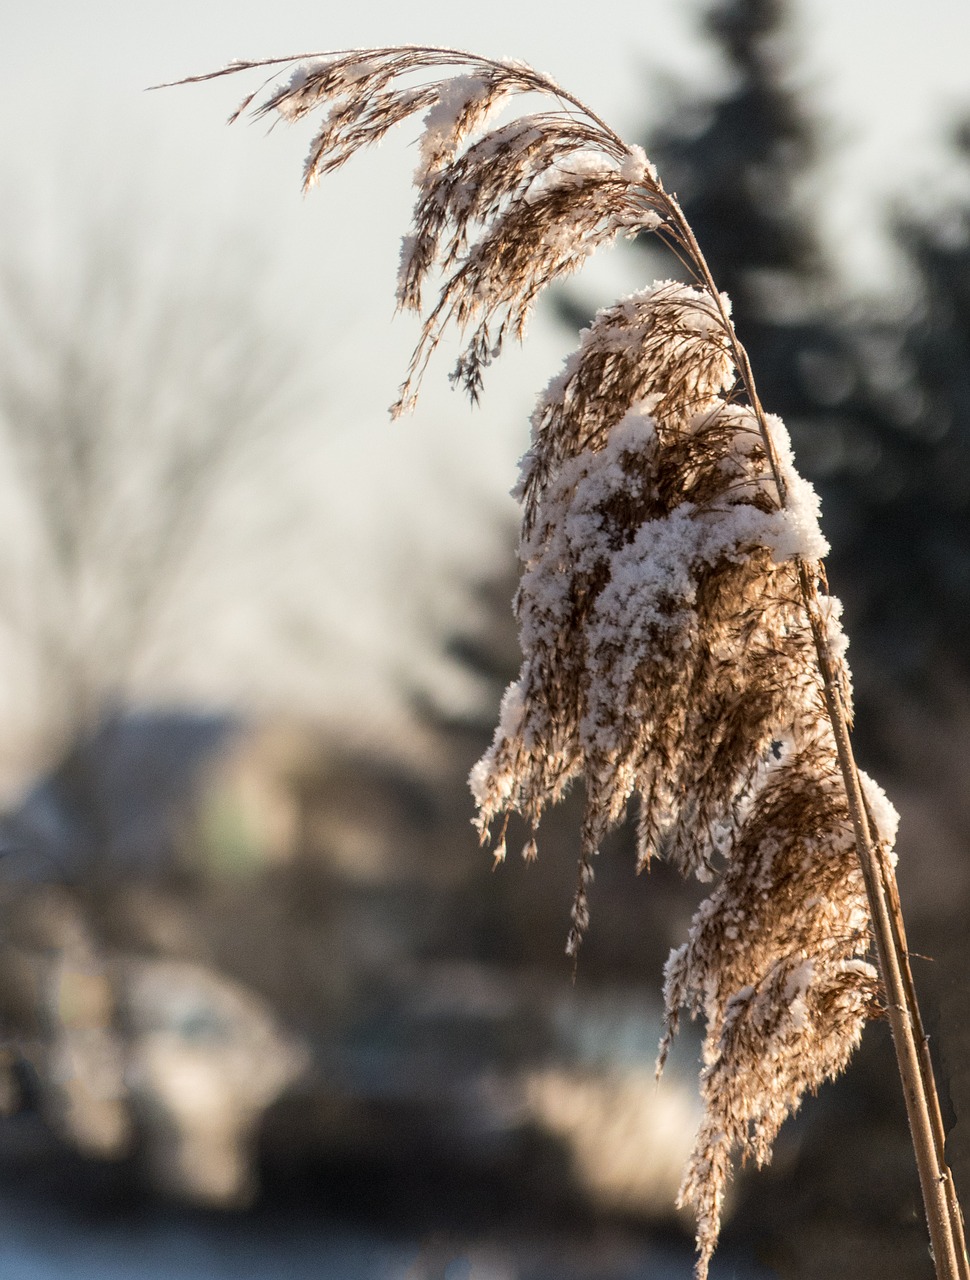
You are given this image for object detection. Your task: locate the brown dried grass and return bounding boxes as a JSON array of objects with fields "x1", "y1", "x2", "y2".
[{"x1": 171, "y1": 48, "x2": 922, "y2": 1278}]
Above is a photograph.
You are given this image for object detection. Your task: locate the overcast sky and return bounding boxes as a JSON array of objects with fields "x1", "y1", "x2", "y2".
[
  {"x1": 5, "y1": 0, "x2": 968, "y2": 432},
  {"x1": 1, "y1": 0, "x2": 969, "y2": 751},
  {"x1": 4, "y1": 0, "x2": 969, "y2": 236},
  {"x1": 4, "y1": 0, "x2": 969, "y2": 325}
]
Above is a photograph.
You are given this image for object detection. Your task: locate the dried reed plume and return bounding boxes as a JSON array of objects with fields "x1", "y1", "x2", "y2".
[{"x1": 172, "y1": 47, "x2": 968, "y2": 1280}]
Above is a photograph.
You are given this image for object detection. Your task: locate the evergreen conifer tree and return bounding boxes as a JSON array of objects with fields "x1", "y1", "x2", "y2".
[
  {"x1": 647, "y1": 4, "x2": 816, "y2": 309},
  {"x1": 824, "y1": 124, "x2": 970, "y2": 699}
]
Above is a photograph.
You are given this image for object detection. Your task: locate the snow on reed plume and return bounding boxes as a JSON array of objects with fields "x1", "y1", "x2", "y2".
[{"x1": 179, "y1": 48, "x2": 900, "y2": 1277}]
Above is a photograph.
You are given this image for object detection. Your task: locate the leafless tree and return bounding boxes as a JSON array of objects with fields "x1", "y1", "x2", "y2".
[{"x1": 0, "y1": 215, "x2": 299, "y2": 786}]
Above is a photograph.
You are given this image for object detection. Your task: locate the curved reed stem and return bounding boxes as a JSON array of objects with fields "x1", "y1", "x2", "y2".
[{"x1": 175, "y1": 47, "x2": 969, "y2": 1277}]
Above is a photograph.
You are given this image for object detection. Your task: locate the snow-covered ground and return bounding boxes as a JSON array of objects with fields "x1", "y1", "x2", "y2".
[{"x1": 0, "y1": 1194, "x2": 773, "y2": 1280}]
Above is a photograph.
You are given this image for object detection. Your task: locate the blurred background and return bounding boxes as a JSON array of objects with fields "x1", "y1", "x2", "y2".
[{"x1": 0, "y1": 0, "x2": 969, "y2": 1277}]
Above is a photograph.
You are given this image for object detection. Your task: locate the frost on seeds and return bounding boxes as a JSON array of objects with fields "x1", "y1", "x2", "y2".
[
  {"x1": 469, "y1": 278, "x2": 880, "y2": 1279},
  {"x1": 414, "y1": 74, "x2": 505, "y2": 180},
  {"x1": 859, "y1": 770, "x2": 900, "y2": 848},
  {"x1": 619, "y1": 143, "x2": 657, "y2": 184}
]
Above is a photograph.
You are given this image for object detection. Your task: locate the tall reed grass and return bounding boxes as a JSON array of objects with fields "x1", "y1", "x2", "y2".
[{"x1": 172, "y1": 47, "x2": 968, "y2": 1279}]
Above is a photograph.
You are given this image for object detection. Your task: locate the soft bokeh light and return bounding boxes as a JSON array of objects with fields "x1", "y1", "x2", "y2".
[
  {"x1": 1, "y1": 1, "x2": 968, "y2": 749},
  {"x1": 0, "y1": 4, "x2": 969, "y2": 1278}
]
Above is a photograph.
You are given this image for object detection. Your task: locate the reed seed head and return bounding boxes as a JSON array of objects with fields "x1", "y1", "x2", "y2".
[{"x1": 180, "y1": 48, "x2": 900, "y2": 1276}]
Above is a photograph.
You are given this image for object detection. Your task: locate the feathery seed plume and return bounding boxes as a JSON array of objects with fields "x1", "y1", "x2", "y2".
[{"x1": 171, "y1": 47, "x2": 945, "y2": 1279}]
